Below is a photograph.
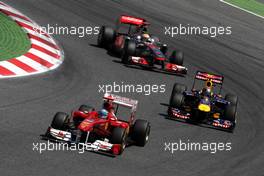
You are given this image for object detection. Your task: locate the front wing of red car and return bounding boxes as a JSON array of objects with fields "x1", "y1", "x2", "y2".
[{"x1": 42, "y1": 127, "x2": 123, "y2": 156}]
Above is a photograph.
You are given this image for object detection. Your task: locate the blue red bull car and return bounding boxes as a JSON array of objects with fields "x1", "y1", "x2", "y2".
[
  {"x1": 97, "y1": 15, "x2": 187, "y2": 74},
  {"x1": 167, "y1": 71, "x2": 238, "y2": 132}
]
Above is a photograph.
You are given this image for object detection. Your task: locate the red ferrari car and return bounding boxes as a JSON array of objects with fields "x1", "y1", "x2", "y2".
[{"x1": 43, "y1": 93, "x2": 151, "y2": 155}]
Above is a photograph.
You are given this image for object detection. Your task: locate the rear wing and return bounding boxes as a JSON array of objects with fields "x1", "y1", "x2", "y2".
[
  {"x1": 195, "y1": 71, "x2": 224, "y2": 85},
  {"x1": 103, "y1": 93, "x2": 138, "y2": 111},
  {"x1": 119, "y1": 15, "x2": 148, "y2": 26}
]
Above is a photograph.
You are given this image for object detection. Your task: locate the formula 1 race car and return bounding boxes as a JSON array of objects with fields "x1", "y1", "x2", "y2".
[
  {"x1": 97, "y1": 15, "x2": 187, "y2": 74},
  {"x1": 168, "y1": 71, "x2": 238, "y2": 132},
  {"x1": 43, "y1": 93, "x2": 151, "y2": 156}
]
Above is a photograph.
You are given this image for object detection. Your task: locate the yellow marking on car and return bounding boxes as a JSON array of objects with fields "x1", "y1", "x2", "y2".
[{"x1": 198, "y1": 104, "x2": 211, "y2": 112}]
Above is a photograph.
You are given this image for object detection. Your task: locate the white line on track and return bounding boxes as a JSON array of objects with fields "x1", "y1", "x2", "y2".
[{"x1": 219, "y1": 0, "x2": 264, "y2": 19}]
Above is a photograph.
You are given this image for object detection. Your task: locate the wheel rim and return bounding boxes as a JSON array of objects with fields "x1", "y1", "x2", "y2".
[
  {"x1": 145, "y1": 135, "x2": 149, "y2": 142},
  {"x1": 120, "y1": 134, "x2": 126, "y2": 151},
  {"x1": 145, "y1": 127, "x2": 150, "y2": 142}
]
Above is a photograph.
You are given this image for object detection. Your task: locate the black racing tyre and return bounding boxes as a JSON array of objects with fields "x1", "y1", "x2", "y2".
[
  {"x1": 124, "y1": 40, "x2": 136, "y2": 56},
  {"x1": 110, "y1": 127, "x2": 126, "y2": 144},
  {"x1": 169, "y1": 83, "x2": 187, "y2": 108},
  {"x1": 97, "y1": 26, "x2": 116, "y2": 47},
  {"x1": 132, "y1": 119, "x2": 151, "y2": 146},
  {"x1": 169, "y1": 50, "x2": 184, "y2": 66},
  {"x1": 122, "y1": 40, "x2": 136, "y2": 64},
  {"x1": 51, "y1": 112, "x2": 69, "y2": 130},
  {"x1": 121, "y1": 55, "x2": 131, "y2": 65},
  {"x1": 224, "y1": 104, "x2": 237, "y2": 122},
  {"x1": 110, "y1": 127, "x2": 127, "y2": 154},
  {"x1": 170, "y1": 92, "x2": 184, "y2": 108},
  {"x1": 225, "y1": 94, "x2": 238, "y2": 106},
  {"x1": 78, "y1": 105, "x2": 94, "y2": 113},
  {"x1": 171, "y1": 83, "x2": 187, "y2": 94}
]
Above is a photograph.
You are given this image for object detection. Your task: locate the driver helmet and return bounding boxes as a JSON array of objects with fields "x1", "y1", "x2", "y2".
[
  {"x1": 98, "y1": 109, "x2": 108, "y2": 119},
  {"x1": 142, "y1": 33, "x2": 154, "y2": 44},
  {"x1": 142, "y1": 33, "x2": 150, "y2": 40},
  {"x1": 203, "y1": 87, "x2": 212, "y2": 97}
]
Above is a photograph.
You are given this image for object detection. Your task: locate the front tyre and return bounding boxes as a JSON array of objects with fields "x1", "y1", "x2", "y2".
[
  {"x1": 169, "y1": 50, "x2": 184, "y2": 66},
  {"x1": 224, "y1": 105, "x2": 237, "y2": 122},
  {"x1": 110, "y1": 127, "x2": 127, "y2": 154},
  {"x1": 132, "y1": 119, "x2": 151, "y2": 146},
  {"x1": 123, "y1": 40, "x2": 136, "y2": 56},
  {"x1": 171, "y1": 83, "x2": 187, "y2": 94},
  {"x1": 122, "y1": 55, "x2": 132, "y2": 65},
  {"x1": 225, "y1": 94, "x2": 238, "y2": 106},
  {"x1": 51, "y1": 112, "x2": 69, "y2": 130},
  {"x1": 169, "y1": 83, "x2": 187, "y2": 108},
  {"x1": 122, "y1": 40, "x2": 136, "y2": 64}
]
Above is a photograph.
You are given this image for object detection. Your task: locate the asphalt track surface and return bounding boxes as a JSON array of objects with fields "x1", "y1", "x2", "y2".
[{"x1": 0, "y1": 0, "x2": 263, "y2": 176}]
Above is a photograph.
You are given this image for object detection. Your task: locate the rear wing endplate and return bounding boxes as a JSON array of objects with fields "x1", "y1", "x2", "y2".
[{"x1": 103, "y1": 93, "x2": 138, "y2": 111}]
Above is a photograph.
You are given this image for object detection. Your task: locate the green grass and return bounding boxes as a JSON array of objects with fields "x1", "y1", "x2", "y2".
[
  {"x1": 0, "y1": 12, "x2": 31, "y2": 61},
  {"x1": 225, "y1": 0, "x2": 264, "y2": 17}
]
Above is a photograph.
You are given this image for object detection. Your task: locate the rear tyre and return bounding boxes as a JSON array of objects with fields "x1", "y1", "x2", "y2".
[
  {"x1": 78, "y1": 105, "x2": 94, "y2": 113},
  {"x1": 110, "y1": 127, "x2": 127, "y2": 154},
  {"x1": 169, "y1": 50, "x2": 184, "y2": 66},
  {"x1": 51, "y1": 112, "x2": 69, "y2": 130},
  {"x1": 169, "y1": 83, "x2": 187, "y2": 108},
  {"x1": 132, "y1": 119, "x2": 151, "y2": 146},
  {"x1": 97, "y1": 26, "x2": 116, "y2": 47}
]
